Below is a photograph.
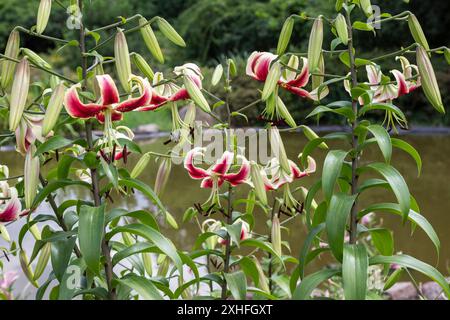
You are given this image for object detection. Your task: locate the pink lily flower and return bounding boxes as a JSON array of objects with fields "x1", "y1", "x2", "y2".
[
  {"x1": 344, "y1": 56, "x2": 421, "y2": 104},
  {"x1": 15, "y1": 114, "x2": 50, "y2": 156},
  {"x1": 64, "y1": 74, "x2": 152, "y2": 123},
  {"x1": 184, "y1": 147, "x2": 250, "y2": 189},
  {"x1": 137, "y1": 63, "x2": 203, "y2": 111},
  {"x1": 0, "y1": 271, "x2": 18, "y2": 290},
  {"x1": 0, "y1": 184, "x2": 22, "y2": 223},
  {"x1": 246, "y1": 51, "x2": 325, "y2": 101},
  {"x1": 261, "y1": 156, "x2": 316, "y2": 191}
]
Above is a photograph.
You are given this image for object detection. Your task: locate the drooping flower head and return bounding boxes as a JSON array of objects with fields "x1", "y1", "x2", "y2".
[{"x1": 15, "y1": 114, "x2": 50, "y2": 156}]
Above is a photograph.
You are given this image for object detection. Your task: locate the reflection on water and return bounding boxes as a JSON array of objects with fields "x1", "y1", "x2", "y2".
[{"x1": 1, "y1": 132, "x2": 449, "y2": 297}]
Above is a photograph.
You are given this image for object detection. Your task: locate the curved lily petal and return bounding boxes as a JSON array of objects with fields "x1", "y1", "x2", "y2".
[
  {"x1": 0, "y1": 196, "x2": 21, "y2": 222},
  {"x1": 281, "y1": 85, "x2": 312, "y2": 99},
  {"x1": 115, "y1": 76, "x2": 152, "y2": 112},
  {"x1": 366, "y1": 64, "x2": 381, "y2": 86},
  {"x1": 246, "y1": 51, "x2": 277, "y2": 81},
  {"x1": 184, "y1": 147, "x2": 209, "y2": 179},
  {"x1": 391, "y1": 69, "x2": 409, "y2": 97},
  {"x1": 200, "y1": 177, "x2": 224, "y2": 189},
  {"x1": 64, "y1": 85, "x2": 106, "y2": 119},
  {"x1": 284, "y1": 57, "x2": 310, "y2": 88},
  {"x1": 211, "y1": 151, "x2": 234, "y2": 175},
  {"x1": 223, "y1": 156, "x2": 250, "y2": 186},
  {"x1": 97, "y1": 75, "x2": 120, "y2": 105},
  {"x1": 96, "y1": 110, "x2": 123, "y2": 123}
]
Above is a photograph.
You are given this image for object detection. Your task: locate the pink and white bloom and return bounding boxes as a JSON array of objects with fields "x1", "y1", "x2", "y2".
[
  {"x1": 0, "y1": 184, "x2": 22, "y2": 223},
  {"x1": 261, "y1": 156, "x2": 316, "y2": 191},
  {"x1": 344, "y1": 56, "x2": 421, "y2": 104},
  {"x1": 246, "y1": 51, "x2": 326, "y2": 101},
  {"x1": 64, "y1": 74, "x2": 152, "y2": 123},
  {"x1": 184, "y1": 148, "x2": 250, "y2": 189},
  {"x1": 137, "y1": 63, "x2": 204, "y2": 111},
  {"x1": 15, "y1": 114, "x2": 51, "y2": 156}
]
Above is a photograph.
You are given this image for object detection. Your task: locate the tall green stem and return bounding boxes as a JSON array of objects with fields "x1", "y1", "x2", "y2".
[
  {"x1": 344, "y1": 4, "x2": 359, "y2": 245},
  {"x1": 77, "y1": 0, "x2": 116, "y2": 300}
]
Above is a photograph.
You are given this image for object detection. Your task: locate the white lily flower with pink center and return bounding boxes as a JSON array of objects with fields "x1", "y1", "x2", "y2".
[
  {"x1": 137, "y1": 63, "x2": 204, "y2": 111},
  {"x1": 261, "y1": 156, "x2": 316, "y2": 191},
  {"x1": 184, "y1": 148, "x2": 250, "y2": 205},
  {"x1": 344, "y1": 56, "x2": 421, "y2": 105},
  {"x1": 246, "y1": 51, "x2": 326, "y2": 101},
  {"x1": 15, "y1": 114, "x2": 50, "y2": 156},
  {"x1": 64, "y1": 74, "x2": 152, "y2": 123},
  {"x1": 0, "y1": 184, "x2": 22, "y2": 223}
]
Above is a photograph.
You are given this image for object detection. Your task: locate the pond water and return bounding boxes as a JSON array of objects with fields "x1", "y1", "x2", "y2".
[{"x1": 1, "y1": 131, "x2": 449, "y2": 297}]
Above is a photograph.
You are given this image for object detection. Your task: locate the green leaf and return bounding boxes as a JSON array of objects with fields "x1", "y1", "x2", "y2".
[
  {"x1": 240, "y1": 238, "x2": 283, "y2": 267},
  {"x1": 112, "y1": 242, "x2": 156, "y2": 266},
  {"x1": 118, "y1": 275, "x2": 164, "y2": 300},
  {"x1": 225, "y1": 221, "x2": 243, "y2": 247},
  {"x1": 391, "y1": 138, "x2": 422, "y2": 176},
  {"x1": 343, "y1": 244, "x2": 368, "y2": 300},
  {"x1": 118, "y1": 178, "x2": 166, "y2": 216},
  {"x1": 57, "y1": 155, "x2": 77, "y2": 180},
  {"x1": 367, "y1": 125, "x2": 392, "y2": 163},
  {"x1": 352, "y1": 21, "x2": 374, "y2": 32},
  {"x1": 34, "y1": 136, "x2": 73, "y2": 157},
  {"x1": 326, "y1": 193, "x2": 356, "y2": 261},
  {"x1": 58, "y1": 258, "x2": 86, "y2": 300},
  {"x1": 32, "y1": 180, "x2": 91, "y2": 209},
  {"x1": 51, "y1": 236, "x2": 77, "y2": 281},
  {"x1": 322, "y1": 150, "x2": 348, "y2": 202},
  {"x1": 383, "y1": 268, "x2": 404, "y2": 290},
  {"x1": 78, "y1": 205, "x2": 105, "y2": 274},
  {"x1": 369, "y1": 228, "x2": 394, "y2": 256},
  {"x1": 365, "y1": 163, "x2": 410, "y2": 219},
  {"x1": 224, "y1": 271, "x2": 247, "y2": 300},
  {"x1": 298, "y1": 223, "x2": 325, "y2": 279},
  {"x1": 106, "y1": 224, "x2": 183, "y2": 273},
  {"x1": 358, "y1": 103, "x2": 407, "y2": 123},
  {"x1": 293, "y1": 268, "x2": 341, "y2": 300},
  {"x1": 370, "y1": 254, "x2": 450, "y2": 298}
]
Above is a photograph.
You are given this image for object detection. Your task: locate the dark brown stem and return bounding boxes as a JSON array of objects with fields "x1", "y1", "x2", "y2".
[
  {"x1": 344, "y1": 3, "x2": 359, "y2": 245},
  {"x1": 221, "y1": 184, "x2": 233, "y2": 300},
  {"x1": 78, "y1": 0, "x2": 116, "y2": 300}
]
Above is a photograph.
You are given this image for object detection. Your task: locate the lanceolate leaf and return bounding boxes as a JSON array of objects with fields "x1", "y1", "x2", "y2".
[
  {"x1": 322, "y1": 150, "x2": 348, "y2": 203},
  {"x1": 370, "y1": 255, "x2": 450, "y2": 298},
  {"x1": 298, "y1": 223, "x2": 325, "y2": 279},
  {"x1": 343, "y1": 244, "x2": 368, "y2": 300},
  {"x1": 224, "y1": 271, "x2": 247, "y2": 300},
  {"x1": 391, "y1": 138, "x2": 422, "y2": 176},
  {"x1": 34, "y1": 136, "x2": 73, "y2": 157},
  {"x1": 118, "y1": 275, "x2": 164, "y2": 300},
  {"x1": 367, "y1": 125, "x2": 392, "y2": 163},
  {"x1": 365, "y1": 163, "x2": 411, "y2": 219},
  {"x1": 51, "y1": 236, "x2": 77, "y2": 281},
  {"x1": 369, "y1": 228, "x2": 394, "y2": 256},
  {"x1": 326, "y1": 193, "x2": 356, "y2": 261},
  {"x1": 78, "y1": 205, "x2": 105, "y2": 274},
  {"x1": 293, "y1": 269, "x2": 341, "y2": 300}
]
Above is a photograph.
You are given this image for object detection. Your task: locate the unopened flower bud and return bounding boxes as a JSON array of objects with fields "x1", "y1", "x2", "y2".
[
  {"x1": 276, "y1": 96, "x2": 296, "y2": 128},
  {"x1": 33, "y1": 242, "x2": 51, "y2": 280},
  {"x1": 21, "y1": 48, "x2": 51, "y2": 69},
  {"x1": 184, "y1": 74, "x2": 210, "y2": 113},
  {"x1": 360, "y1": 0, "x2": 373, "y2": 17},
  {"x1": 9, "y1": 58, "x2": 30, "y2": 131},
  {"x1": 444, "y1": 48, "x2": 450, "y2": 65},
  {"x1": 183, "y1": 103, "x2": 196, "y2": 127},
  {"x1": 1, "y1": 30, "x2": 20, "y2": 89},
  {"x1": 277, "y1": 16, "x2": 295, "y2": 55},
  {"x1": 211, "y1": 64, "x2": 223, "y2": 87},
  {"x1": 0, "y1": 165, "x2": 9, "y2": 179},
  {"x1": 271, "y1": 214, "x2": 282, "y2": 256},
  {"x1": 416, "y1": 46, "x2": 445, "y2": 114},
  {"x1": 36, "y1": 0, "x2": 52, "y2": 34},
  {"x1": 252, "y1": 257, "x2": 270, "y2": 294},
  {"x1": 139, "y1": 17, "x2": 164, "y2": 64},
  {"x1": 250, "y1": 161, "x2": 267, "y2": 206},
  {"x1": 130, "y1": 152, "x2": 151, "y2": 178},
  {"x1": 245, "y1": 190, "x2": 256, "y2": 216},
  {"x1": 114, "y1": 29, "x2": 132, "y2": 92},
  {"x1": 49, "y1": 75, "x2": 60, "y2": 90},
  {"x1": 301, "y1": 125, "x2": 328, "y2": 149},
  {"x1": 24, "y1": 145, "x2": 40, "y2": 209},
  {"x1": 408, "y1": 14, "x2": 430, "y2": 53},
  {"x1": 308, "y1": 17, "x2": 323, "y2": 72},
  {"x1": 228, "y1": 59, "x2": 237, "y2": 77},
  {"x1": 283, "y1": 54, "x2": 299, "y2": 82},
  {"x1": 157, "y1": 18, "x2": 186, "y2": 47},
  {"x1": 269, "y1": 127, "x2": 290, "y2": 174},
  {"x1": 142, "y1": 253, "x2": 153, "y2": 276},
  {"x1": 42, "y1": 83, "x2": 65, "y2": 136},
  {"x1": 335, "y1": 13, "x2": 348, "y2": 45},
  {"x1": 154, "y1": 158, "x2": 172, "y2": 196},
  {"x1": 19, "y1": 250, "x2": 38, "y2": 288},
  {"x1": 132, "y1": 53, "x2": 154, "y2": 81},
  {"x1": 262, "y1": 61, "x2": 281, "y2": 101}
]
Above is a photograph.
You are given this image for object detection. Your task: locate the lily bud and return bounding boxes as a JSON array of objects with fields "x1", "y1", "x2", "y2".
[
  {"x1": 335, "y1": 13, "x2": 348, "y2": 45},
  {"x1": 49, "y1": 75, "x2": 59, "y2": 90},
  {"x1": 142, "y1": 253, "x2": 153, "y2": 276},
  {"x1": 211, "y1": 64, "x2": 223, "y2": 86},
  {"x1": 444, "y1": 48, "x2": 450, "y2": 65},
  {"x1": 132, "y1": 53, "x2": 154, "y2": 81},
  {"x1": 276, "y1": 96, "x2": 296, "y2": 128},
  {"x1": 36, "y1": 0, "x2": 52, "y2": 34},
  {"x1": 308, "y1": 17, "x2": 323, "y2": 72},
  {"x1": 139, "y1": 17, "x2": 164, "y2": 64},
  {"x1": 1, "y1": 30, "x2": 20, "y2": 89},
  {"x1": 360, "y1": 0, "x2": 373, "y2": 17},
  {"x1": 271, "y1": 214, "x2": 282, "y2": 256},
  {"x1": 0, "y1": 165, "x2": 9, "y2": 179},
  {"x1": 299, "y1": 186, "x2": 318, "y2": 211},
  {"x1": 250, "y1": 161, "x2": 267, "y2": 206},
  {"x1": 21, "y1": 48, "x2": 51, "y2": 69},
  {"x1": 154, "y1": 158, "x2": 172, "y2": 196},
  {"x1": 283, "y1": 54, "x2": 299, "y2": 81},
  {"x1": 183, "y1": 103, "x2": 196, "y2": 128},
  {"x1": 245, "y1": 190, "x2": 256, "y2": 215},
  {"x1": 252, "y1": 257, "x2": 270, "y2": 294},
  {"x1": 9, "y1": 58, "x2": 30, "y2": 131},
  {"x1": 269, "y1": 127, "x2": 290, "y2": 174},
  {"x1": 416, "y1": 46, "x2": 445, "y2": 114},
  {"x1": 114, "y1": 30, "x2": 132, "y2": 92},
  {"x1": 262, "y1": 61, "x2": 281, "y2": 101},
  {"x1": 42, "y1": 83, "x2": 65, "y2": 136},
  {"x1": 228, "y1": 58, "x2": 237, "y2": 77},
  {"x1": 33, "y1": 242, "x2": 51, "y2": 280},
  {"x1": 184, "y1": 74, "x2": 211, "y2": 113},
  {"x1": 157, "y1": 18, "x2": 186, "y2": 47},
  {"x1": 0, "y1": 224, "x2": 11, "y2": 242},
  {"x1": 301, "y1": 125, "x2": 328, "y2": 149},
  {"x1": 24, "y1": 145, "x2": 40, "y2": 209},
  {"x1": 157, "y1": 255, "x2": 170, "y2": 277},
  {"x1": 408, "y1": 14, "x2": 430, "y2": 53},
  {"x1": 19, "y1": 250, "x2": 38, "y2": 288},
  {"x1": 130, "y1": 152, "x2": 151, "y2": 178},
  {"x1": 277, "y1": 16, "x2": 295, "y2": 55}
]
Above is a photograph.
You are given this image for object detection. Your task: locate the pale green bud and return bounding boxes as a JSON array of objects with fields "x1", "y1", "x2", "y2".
[
  {"x1": 130, "y1": 152, "x2": 151, "y2": 178},
  {"x1": 42, "y1": 83, "x2": 65, "y2": 136},
  {"x1": 262, "y1": 61, "x2": 281, "y2": 101},
  {"x1": 250, "y1": 161, "x2": 267, "y2": 206},
  {"x1": 277, "y1": 16, "x2": 295, "y2": 55},
  {"x1": 36, "y1": 0, "x2": 52, "y2": 34},
  {"x1": 408, "y1": 14, "x2": 430, "y2": 53},
  {"x1": 132, "y1": 53, "x2": 154, "y2": 81},
  {"x1": 211, "y1": 63, "x2": 223, "y2": 86},
  {"x1": 9, "y1": 58, "x2": 30, "y2": 131},
  {"x1": 335, "y1": 13, "x2": 348, "y2": 45},
  {"x1": 1, "y1": 30, "x2": 20, "y2": 89},
  {"x1": 308, "y1": 17, "x2": 323, "y2": 72},
  {"x1": 184, "y1": 75, "x2": 210, "y2": 113},
  {"x1": 24, "y1": 145, "x2": 40, "y2": 209},
  {"x1": 114, "y1": 30, "x2": 132, "y2": 92},
  {"x1": 271, "y1": 214, "x2": 282, "y2": 256},
  {"x1": 157, "y1": 18, "x2": 186, "y2": 47},
  {"x1": 21, "y1": 48, "x2": 51, "y2": 69},
  {"x1": 140, "y1": 17, "x2": 164, "y2": 64}
]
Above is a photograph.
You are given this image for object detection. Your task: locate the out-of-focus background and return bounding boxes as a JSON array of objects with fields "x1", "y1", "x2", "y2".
[{"x1": 0, "y1": 0, "x2": 449, "y2": 130}]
